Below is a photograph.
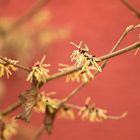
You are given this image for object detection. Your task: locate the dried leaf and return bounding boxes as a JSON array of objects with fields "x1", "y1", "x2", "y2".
[{"x1": 16, "y1": 88, "x2": 38, "y2": 122}]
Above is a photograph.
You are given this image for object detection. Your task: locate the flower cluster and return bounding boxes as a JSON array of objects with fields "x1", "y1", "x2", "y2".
[
  {"x1": 34, "y1": 93, "x2": 47, "y2": 113},
  {"x1": 59, "y1": 64, "x2": 94, "y2": 82},
  {"x1": 58, "y1": 105, "x2": 75, "y2": 120},
  {"x1": 70, "y1": 41, "x2": 102, "y2": 72},
  {"x1": 26, "y1": 56, "x2": 50, "y2": 85},
  {"x1": 0, "y1": 58, "x2": 18, "y2": 78},
  {"x1": 60, "y1": 41, "x2": 102, "y2": 83},
  {"x1": 34, "y1": 92, "x2": 59, "y2": 113},
  {"x1": 0, "y1": 117, "x2": 17, "y2": 140},
  {"x1": 78, "y1": 98, "x2": 108, "y2": 122}
]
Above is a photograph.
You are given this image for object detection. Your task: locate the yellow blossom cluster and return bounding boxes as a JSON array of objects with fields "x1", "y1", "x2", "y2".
[
  {"x1": 26, "y1": 56, "x2": 50, "y2": 84},
  {"x1": 0, "y1": 117, "x2": 18, "y2": 140},
  {"x1": 34, "y1": 93, "x2": 48, "y2": 113},
  {"x1": 78, "y1": 98, "x2": 108, "y2": 122},
  {"x1": 0, "y1": 58, "x2": 18, "y2": 78},
  {"x1": 59, "y1": 41, "x2": 102, "y2": 83},
  {"x1": 34, "y1": 92, "x2": 59, "y2": 113},
  {"x1": 58, "y1": 106, "x2": 75, "y2": 120},
  {"x1": 70, "y1": 41, "x2": 102, "y2": 72},
  {"x1": 59, "y1": 64, "x2": 94, "y2": 83}
]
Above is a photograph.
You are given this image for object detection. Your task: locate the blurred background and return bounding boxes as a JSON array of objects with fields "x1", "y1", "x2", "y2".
[{"x1": 0, "y1": 0, "x2": 140, "y2": 140}]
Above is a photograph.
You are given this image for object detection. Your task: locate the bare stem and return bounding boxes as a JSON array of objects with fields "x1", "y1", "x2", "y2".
[
  {"x1": 63, "y1": 82, "x2": 87, "y2": 103},
  {"x1": 0, "y1": 56, "x2": 31, "y2": 72},
  {"x1": 94, "y1": 24, "x2": 139, "y2": 75},
  {"x1": 31, "y1": 125, "x2": 45, "y2": 140},
  {"x1": 98, "y1": 41, "x2": 140, "y2": 61},
  {"x1": 1, "y1": 101, "x2": 21, "y2": 116},
  {"x1": 121, "y1": 0, "x2": 140, "y2": 19}
]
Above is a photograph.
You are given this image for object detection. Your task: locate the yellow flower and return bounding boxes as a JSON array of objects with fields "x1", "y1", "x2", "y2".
[
  {"x1": 58, "y1": 106, "x2": 75, "y2": 120},
  {"x1": 46, "y1": 98, "x2": 59, "y2": 114},
  {"x1": 34, "y1": 93, "x2": 47, "y2": 113},
  {"x1": 26, "y1": 56, "x2": 50, "y2": 84},
  {"x1": 78, "y1": 97, "x2": 108, "y2": 122},
  {"x1": 70, "y1": 41, "x2": 102, "y2": 72},
  {"x1": 59, "y1": 64, "x2": 94, "y2": 83},
  {"x1": 0, "y1": 118, "x2": 18, "y2": 140},
  {"x1": 34, "y1": 92, "x2": 57, "y2": 113},
  {"x1": 0, "y1": 58, "x2": 18, "y2": 78}
]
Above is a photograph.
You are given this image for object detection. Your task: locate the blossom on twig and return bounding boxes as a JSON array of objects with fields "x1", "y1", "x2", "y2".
[
  {"x1": 78, "y1": 97, "x2": 127, "y2": 122},
  {"x1": 70, "y1": 41, "x2": 102, "y2": 72},
  {"x1": 59, "y1": 64, "x2": 94, "y2": 83},
  {"x1": 58, "y1": 105, "x2": 75, "y2": 120},
  {"x1": 34, "y1": 93, "x2": 47, "y2": 113},
  {"x1": 0, "y1": 117, "x2": 17, "y2": 140},
  {"x1": 26, "y1": 56, "x2": 50, "y2": 86},
  {"x1": 0, "y1": 58, "x2": 18, "y2": 78},
  {"x1": 34, "y1": 92, "x2": 56, "y2": 113}
]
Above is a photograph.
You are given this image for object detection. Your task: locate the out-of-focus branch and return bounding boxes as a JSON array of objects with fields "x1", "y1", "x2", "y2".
[
  {"x1": 8, "y1": 0, "x2": 50, "y2": 32},
  {"x1": 121, "y1": 0, "x2": 140, "y2": 19},
  {"x1": 31, "y1": 125, "x2": 45, "y2": 140},
  {"x1": 0, "y1": 100, "x2": 21, "y2": 116}
]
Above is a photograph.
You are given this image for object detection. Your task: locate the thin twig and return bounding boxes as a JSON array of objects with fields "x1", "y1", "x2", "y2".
[
  {"x1": 121, "y1": 0, "x2": 140, "y2": 18},
  {"x1": 98, "y1": 41, "x2": 140, "y2": 61},
  {"x1": 31, "y1": 125, "x2": 45, "y2": 140},
  {"x1": 8, "y1": 0, "x2": 50, "y2": 32},
  {"x1": 95, "y1": 24, "x2": 140, "y2": 74},
  {"x1": 63, "y1": 82, "x2": 87, "y2": 103},
  {"x1": 0, "y1": 56, "x2": 31, "y2": 72},
  {"x1": 108, "y1": 112, "x2": 127, "y2": 120},
  {"x1": 1, "y1": 101, "x2": 21, "y2": 116},
  {"x1": 46, "y1": 41, "x2": 140, "y2": 82},
  {"x1": 66, "y1": 103, "x2": 81, "y2": 110}
]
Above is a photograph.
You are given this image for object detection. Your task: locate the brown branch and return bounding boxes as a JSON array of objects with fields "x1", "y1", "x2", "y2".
[
  {"x1": 121, "y1": 0, "x2": 140, "y2": 19},
  {"x1": 31, "y1": 125, "x2": 45, "y2": 140},
  {"x1": 98, "y1": 41, "x2": 140, "y2": 61},
  {"x1": 8, "y1": 0, "x2": 50, "y2": 32},
  {"x1": 94, "y1": 24, "x2": 140, "y2": 75},
  {"x1": 0, "y1": 100, "x2": 21, "y2": 116},
  {"x1": 46, "y1": 41, "x2": 140, "y2": 82},
  {"x1": 0, "y1": 56, "x2": 31, "y2": 72},
  {"x1": 62, "y1": 82, "x2": 87, "y2": 103}
]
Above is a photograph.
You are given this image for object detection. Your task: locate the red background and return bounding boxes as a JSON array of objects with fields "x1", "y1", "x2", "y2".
[{"x1": 0, "y1": 0, "x2": 140, "y2": 140}]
